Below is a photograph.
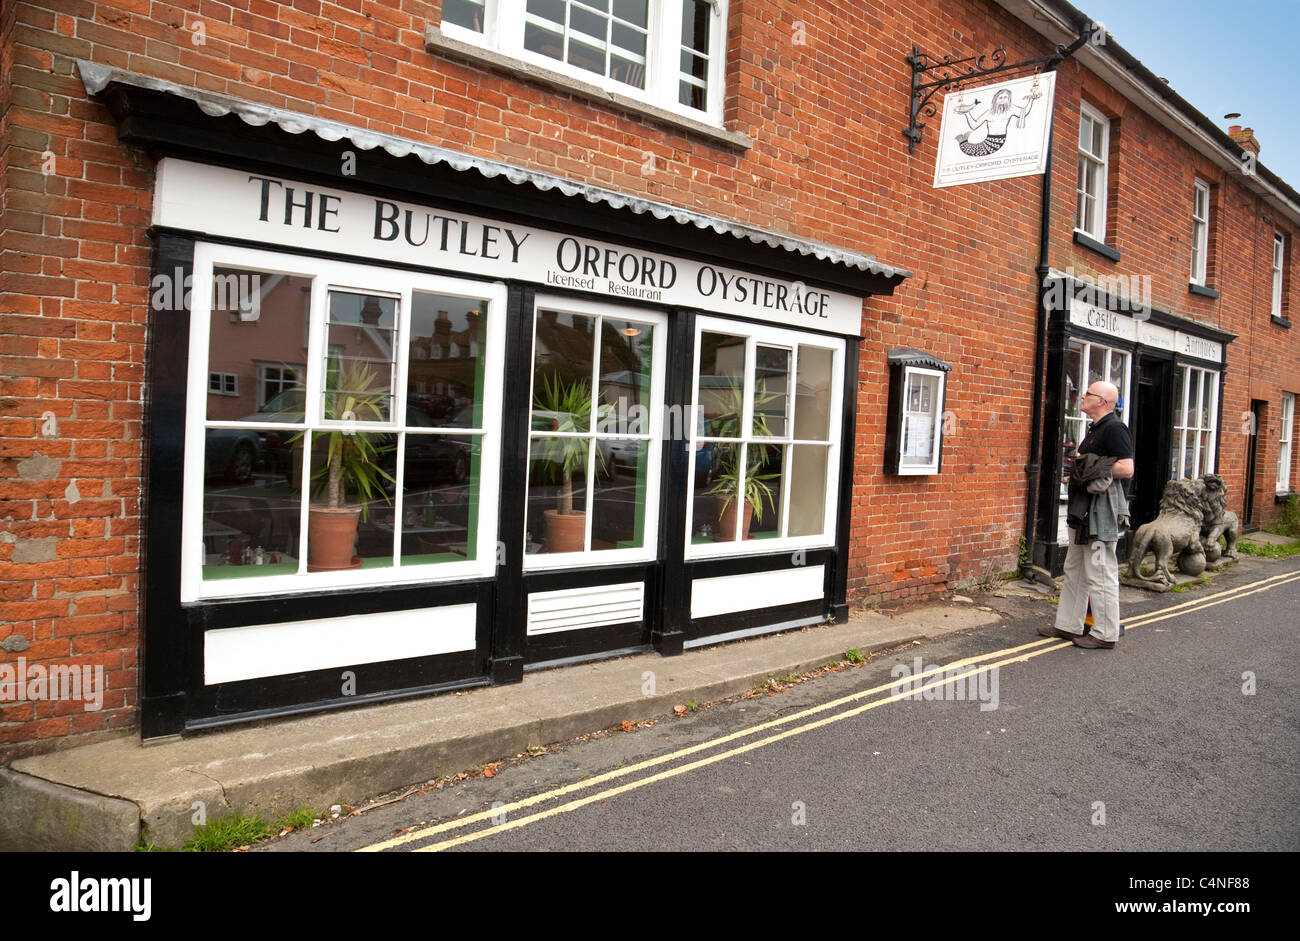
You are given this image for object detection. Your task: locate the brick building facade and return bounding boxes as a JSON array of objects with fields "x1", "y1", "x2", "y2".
[{"x1": 2, "y1": 0, "x2": 1297, "y2": 757}]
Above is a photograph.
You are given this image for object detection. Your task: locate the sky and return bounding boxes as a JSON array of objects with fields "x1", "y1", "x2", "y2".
[{"x1": 1074, "y1": 0, "x2": 1299, "y2": 188}]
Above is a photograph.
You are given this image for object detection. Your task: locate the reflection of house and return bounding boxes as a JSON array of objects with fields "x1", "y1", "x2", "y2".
[{"x1": 205, "y1": 274, "x2": 309, "y2": 420}]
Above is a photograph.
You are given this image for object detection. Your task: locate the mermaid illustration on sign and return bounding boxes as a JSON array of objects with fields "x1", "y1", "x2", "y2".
[{"x1": 952, "y1": 84, "x2": 1044, "y2": 157}]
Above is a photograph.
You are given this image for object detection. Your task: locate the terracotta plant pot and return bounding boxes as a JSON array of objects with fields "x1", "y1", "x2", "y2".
[
  {"x1": 307, "y1": 506, "x2": 362, "y2": 571},
  {"x1": 544, "y1": 509, "x2": 586, "y2": 553},
  {"x1": 715, "y1": 501, "x2": 755, "y2": 541}
]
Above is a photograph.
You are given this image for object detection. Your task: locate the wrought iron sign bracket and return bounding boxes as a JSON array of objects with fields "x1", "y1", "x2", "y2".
[{"x1": 904, "y1": 24, "x2": 1098, "y2": 154}]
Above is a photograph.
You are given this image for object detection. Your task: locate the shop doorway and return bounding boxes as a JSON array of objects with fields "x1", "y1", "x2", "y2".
[
  {"x1": 1243, "y1": 400, "x2": 1265, "y2": 528},
  {"x1": 1130, "y1": 357, "x2": 1173, "y2": 531}
]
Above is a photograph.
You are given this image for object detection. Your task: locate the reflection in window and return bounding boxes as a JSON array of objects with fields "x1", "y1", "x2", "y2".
[
  {"x1": 692, "y1": 333, "x2": 836, "y2": 545},
  {"x1": 199, "y1": 263, "x2": 493, "y2": 586},
  {"x1": 526, "y1": 308, "x2": 657, "y2": 556}
]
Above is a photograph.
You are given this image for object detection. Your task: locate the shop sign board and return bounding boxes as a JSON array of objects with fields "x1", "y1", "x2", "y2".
[
  {"x1": 933, "y1": 72, "x2": 1056, "y2": 188},
  {"x1": 153, "y1": 158, "x2": 865, "y2": 336},
  {"x1": 1068, "y1": 297, "x2": 1223, "y2": 363}
]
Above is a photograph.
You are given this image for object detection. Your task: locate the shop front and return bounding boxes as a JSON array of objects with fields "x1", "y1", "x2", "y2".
[
  {"x1": 85, "y1": 67, "x2": 911, "y2": 737},
  {"x1": 1032, "y1": 276, "x2": 1233, "y2": 574}
]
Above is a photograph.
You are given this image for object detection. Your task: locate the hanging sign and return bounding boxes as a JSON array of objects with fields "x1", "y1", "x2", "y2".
[{"x1": 932, "y1": 72, "x2": 1056, "y2": 188}]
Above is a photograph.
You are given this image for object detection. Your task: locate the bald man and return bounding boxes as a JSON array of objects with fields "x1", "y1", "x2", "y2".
[{"x1": 1040, "y1": 380, "x2": 1133, "y2": 649}]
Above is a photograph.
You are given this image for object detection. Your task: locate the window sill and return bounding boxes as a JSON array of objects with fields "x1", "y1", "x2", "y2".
[
  {"x1": 1271, "y1": 314, "x2": 1292, "y2": 329},
  {"x1": 1276, "y1": 491, "x2": 1297, "y2": 504},
  {"x1": 424, "y1": 26, "x2": 753, "y2": 151},
  {"x1": 1073, "y1": 230, "x2": 1121, "y2": 263},
  {"x1": 1188, "y1": 282, "x2": 1219, "y2": 300}
]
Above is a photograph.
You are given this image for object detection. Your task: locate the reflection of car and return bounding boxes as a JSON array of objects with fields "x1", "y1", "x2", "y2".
[
  {"x1": 204, "y1": 427, "x2": 266, "y2": 483},
  {"x1": 384, "y1": 403, "x2": 474, "y2": 486}
]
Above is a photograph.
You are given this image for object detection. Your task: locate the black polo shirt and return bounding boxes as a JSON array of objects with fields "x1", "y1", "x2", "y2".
[{"x1": 1078, "y1": 411, "x2": 1134, "y2": 497}]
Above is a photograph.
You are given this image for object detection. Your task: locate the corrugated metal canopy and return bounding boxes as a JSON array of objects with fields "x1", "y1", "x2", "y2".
[
  {"x1": 78, "y1": 61, "x2": 912, "y2": 283},
  {"x1": 887, "y1": 348, "x2": 952, "y2": 372}
]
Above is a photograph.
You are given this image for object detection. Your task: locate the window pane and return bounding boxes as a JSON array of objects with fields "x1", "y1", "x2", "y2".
[
  {"x1": 408, "y1": 293, "x2": 488, "y2": 428},
  {"x1": 1087, "y1": 346, "x2": 1105, "y2": 388},
  {"x1": 744, "y1": 443, "x2": 784, "y2": 539},
  {"x1": 1109, "y1": 351, "x2": 1126, "y2": 408},
  {"x1": 754, "y1": 345, "x2": 790, "y2": 436},
  {"x1": 679, "y1": 80, "x2": 706, "y2": 111},
  {"x1": 201, "y1": 429, "x2": 303, "y2": 579},
  {"x1": 695, "y1": 442, "x2": 739, "y2": 541},
  {"x1": 788, "y1": 444, "x2": 829, "y2": 537},
  {"x1": 443, "y1": 0, "x2": 485, "y2": 31},
  {"x1": 325, "y1": 291, "x2": 397, "y2": 423},
  {"x1": 610, "y1": 21, "x2": 646, "y2": 56},
  {"x1": 697, "y1": 332, "x2": 746, "y2": 437},
  {"x1": 304, "y1": 431, "x2": 394, "y2": 570},
  {"x1": 613, "y1": 0, "x2": 648, "y2": 26},
  {"x1": 400, "y1": 435, "x2": 479, "y2": 565},
  {"x1": 1172, "y1": 366, "x2": 1186, "y2": 428},
  {"x1": 598, "y1": 318, "x2": 654, "y2": 433},
  {"x1": 567, "y1": 36, "x2": 606, "y2": 74},
  {"x1": 533, "y1": 311, "x2": 596, "y2": 433},
  {"x1": 570, "y1": 4, "x2": 607, "y2": 41},
  {"x1": 794, "y1": 345, "x2": 834, "y2": 440},
  {"x1": 524, "y1": 21, "x2": 564, "y2": 59},
  {"x1": 681, "y1": 0, "x2": 710, "y2": 50},
  {"x1": 206, "y1": 268, "x2": 312, "y2": 421},
  {"x1": 526, "y1": 0, "x2": 566, "y2": 26},
  {"x1": 527, "y1": 436, "x2": 590, "y2": 553},
  {"x1": 592, "y1": 440, "x2": 648, "y2": 549}
]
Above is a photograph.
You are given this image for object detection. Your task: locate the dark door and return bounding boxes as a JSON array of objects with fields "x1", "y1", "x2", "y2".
[
  {"x1": 1130, "y1": 356, "x2": 1173, "y2": 531},
  {"x1": 1243, "y1": 400, "x2": 1264, "y2": 527}
]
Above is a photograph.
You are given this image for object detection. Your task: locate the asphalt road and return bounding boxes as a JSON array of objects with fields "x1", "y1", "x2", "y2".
[{"x1": 265, "y1": 556, "x2": 1300, "y2": 854}]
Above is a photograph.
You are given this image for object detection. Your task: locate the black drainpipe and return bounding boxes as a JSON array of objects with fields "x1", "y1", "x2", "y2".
[{"x1": 1020, "y1": 26, "x2": 1095, "y2": 584}]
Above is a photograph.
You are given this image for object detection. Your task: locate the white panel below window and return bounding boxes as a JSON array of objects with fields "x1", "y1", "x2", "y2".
[
  {"x1": 691, "y1": 565, "x2": 825, "y2": 620},
  {"x1": 527, "y1": 583, "x2": 645, "y2": 635},
  {"x1": 204, "y1": 604, "x2": 476, "y2": 685}
]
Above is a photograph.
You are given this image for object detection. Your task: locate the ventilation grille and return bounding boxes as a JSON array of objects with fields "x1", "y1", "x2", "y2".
[{"x1": 527, "y1": 583, "x2": 645, "y2": 636}]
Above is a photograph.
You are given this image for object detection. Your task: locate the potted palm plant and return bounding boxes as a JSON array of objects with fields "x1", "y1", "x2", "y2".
[
  {"x1": 704, "y1": 378, "x2": 781, "y2": 540},
  {"x1": 293, "y1": 360, "x2": 394, "y2": 570},
  {"x1": 530, "y1": 372, "x2": 608, "y2": 552}
]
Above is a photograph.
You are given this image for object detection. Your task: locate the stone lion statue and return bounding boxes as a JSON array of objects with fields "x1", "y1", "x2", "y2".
[
  {"x1": 1198, "y1": 474, "x2": 1239, "y2": 565},
  {"x1": 1128, "y1": 478, "x2": 1206, "y2": 587}
]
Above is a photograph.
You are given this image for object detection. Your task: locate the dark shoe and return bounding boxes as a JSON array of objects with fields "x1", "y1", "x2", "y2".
[
  {"x1": 1038, "y1": 625, "x2": 1077, "y2": 640},
  {"x1": 1072, "y1": 633, "x2": 1115, "y2": 649}
]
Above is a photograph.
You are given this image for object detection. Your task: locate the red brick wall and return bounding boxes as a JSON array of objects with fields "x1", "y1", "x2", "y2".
[{"x1": 2, "y1": 0, "x2": 1297, "y2": 754}]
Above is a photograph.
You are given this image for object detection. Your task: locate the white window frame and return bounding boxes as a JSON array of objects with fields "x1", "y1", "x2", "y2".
[
  {"x1": 1075, "y1": 102, "x2": 1109, "y2": 241},
  {"x1": 523, "y1": 294, "x2": 667, "y2": 571},
  {"x1": 1191, "y1": 180, "x2": 1210, "y2": 286},
  {"x1": 208, "y1": 371, "x2": 238, "y2": 396},
  {"x1": 1279, "y1": 392, "x2": 1295, "y2": 495},
  {"x1": 686, "y1": 316, "x2": 844, "y2": 560},
  {"x1": 255, "y1": 362, "x2": 304, "y2": 409},
  {"x1": 894, "y1": 365, "x2": 946, "y2": 476},
  {"x1": 1171, "y1": 364, "x2": 1220, "y2": 481},
  {"x1": 182, "y1": 243, "x2": 507, "y2": 602},
  {"x1": 1273, "y1": 232, "x2": 1286, "y2": 318},
  {"x1": 440, "y1": 0, "x2": 728, "y2": 125}
]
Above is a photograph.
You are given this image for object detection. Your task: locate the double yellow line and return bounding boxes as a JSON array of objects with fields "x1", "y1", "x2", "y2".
[{"x1": 359, "y1": 568, "x2": 1300, "y2": 853}]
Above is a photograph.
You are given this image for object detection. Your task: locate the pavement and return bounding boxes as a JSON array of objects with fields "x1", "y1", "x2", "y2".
[{"x1": 0, "y1": 600, "x2": 1002, "y2": 851}]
